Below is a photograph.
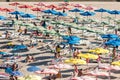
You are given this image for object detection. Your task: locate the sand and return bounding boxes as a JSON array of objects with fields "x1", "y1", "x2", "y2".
[{"x1": 0, "y1": 2, "x2": 120, "y2": 80}]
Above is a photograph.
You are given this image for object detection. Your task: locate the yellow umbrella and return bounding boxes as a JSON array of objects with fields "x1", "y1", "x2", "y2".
[
  {"x1": 89, "y1": 48, "x2": 109, "y2": 55},
  {"x1": 77, "y1": 53, "x2": 98, "y2": 59},
  {"x1": 64, "y1": 58, "x2": 86, "y2": 65},
  {"x1": 18, "y1": 75, "x2": 42, "y2": 80},
  {"x1": 111, "y1": 61, "x2": 120, "y2": 66}
]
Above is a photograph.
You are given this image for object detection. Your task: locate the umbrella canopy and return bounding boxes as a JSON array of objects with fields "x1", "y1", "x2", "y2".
[
  {"x1": 31, "y1": 7, "x2": 43, "y2": 11},
  {"x1": 84, "y1": 6, "x2": 97, "y2": 10},
  {"x1": 42, "y1": 9, "x2": 57, "y2": 14},
  {"x1": 18, "y1": 75, "x2": 42, "y2": 80},
  {"x1": 45, "y1": 4, "x2": 58, "y2": 9},
  {"x1": 95, "y1": 8, "x2": 108, "y2": 12},
  {"x1": 3, "y1": 8, "x2": 14, "y2": 12},
  {"x1": 101, "y1": 34, "x2": 119, "y2": 39},
  {"x1": 19, "y1": 4, "x2": 32, "y2": 9},
  {"x1": 35, "y1": 69, "x2": 58, "y2": 74},
  {"x1": 77, "y1": 53, "x2": 98, "y2": 59},
  {"x1": 34, "y1": 2, "x2": 46, "y2": 7},
  {"x1": 111, "y1": 61, "x2": 120, "y2": 66},
  {"x1": 10, "y1": 71, "x2": 23, "y2": 77},
  {"x1": 0, "y1": 51, "x2": 7, "y2": 55},
  {"x1": 54, "y1": 12, "x2": 67, "y2": 16},
  {"x1": 108, "y1": 10, "x2": 120, "y2": 15},
  {"x1": 56, "y1": 6, "x2": 70, "y2": 10},
  {"x1": 89, "y1": 48, "x2": 109, "y2": 55},
  {"x1": 9, "y1": 2, "x2": 20, "y2": 6},
  {"x1": 80, "y1": 11, "x2": 95, "y2": 16},
  {"x1": 9, "y1": 11, "x2": 25, "y2": 15},
  {"x1": 0, "y1": 16, "x2": 6, "y2": 20},
  {"x1": 13, "y1": 45, "x2": 27, "y2": 50},
  {"x1": 64, "y1": 58, "x2": 86, "y2": 65},
  {"x1": 73, "y1": 4, "x2": 86, "y2": 8},
  {"x1": 48, "y1": 64, "x2": 72, "y2": 69},
  {"x1": 21, "y1": 14, "x2": 36, "y2": 19},
  {"x1": 105, "y1": 39, "x2": 120, "y2": 47},
  {"x1": 27, "y1": 66, "x2": 40, "y2": 72},
  {"x1": 69, "y1": 8, "x2": 84, "y2": 12}
]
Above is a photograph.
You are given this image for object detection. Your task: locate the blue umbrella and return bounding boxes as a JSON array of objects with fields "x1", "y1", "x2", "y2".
[
  {"x1": 101, "y1": 34, "x2": 119, "y2": 39},
  {"x1": 94, "y1": 8, "x2": 109, "y2": 21},
  {"x1": 21, "y1": 14, "x2": 36, "y2": 19},
  {"x1": 80, "y1": 11, "x2": 95, "y2": 16},
  {"x1": 54, "y1": 12, "x2": 67, "y2": 16},
  {"x1": 10, "y1": 71, "x2": 23, "y2": 76},
  {"x1": 13, "y1": 45, "x2": 27, "y2": 50},
  {"x1": 9, "y1": 11, "x2": 25, "y2": 15},
  {"x1": 69, "y1": 8, "x2": 84, "y2": 12},
  {"x1": 108, "y1": 10, "x2": 120, "y2": 15},
  {"x1": 27, "y1": 66, "x2": 40, "y2": 72},
  {"x1": 62, "y1": 36, "x2": 80, "y2": 41},
  {"x1": 0, "y1": 52, "x2": 7, "y2": 55},
  {"x1": 0, "y1": 16, "x2": 6, "y2": 20},
  {"x1": 42, "y1": 9, "x2": 57, "y2": 14},
  {"x1": 5, "y1": 67, "x2": 13, "y2": 74}
]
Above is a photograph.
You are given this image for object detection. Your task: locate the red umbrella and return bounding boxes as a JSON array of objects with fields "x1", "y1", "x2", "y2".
[
  {"x1": 59, "y1": 2, "x2": 69, "y2": 6},
  {"x1": 56, "y1": 6, "x2": 70, "y2": 10},
  {"x1": 35, "y1": 69, "x2": 58, "y2": 74},
  {"x1": 74, "y1": 4, "x2": 86, "y2": 8},
  {"x1": 45, "y1": 4, "x2": 58, "y2": 10},
  {"x1": 84, "y1": 6, "x2": 97, "y2": 11},
  {"x1": 31, "y1": 7, "x2": 44, "y2": 18},
  {"x1": 19, "y1": 4, "x2": 32, "y2": 12},
  {"x1": 9, "y1": 2, "x2": 21, "y2": 10},
  {"x1": 9, "y1": 2, "x2": 20, "y2": 6},
  {"x1": 3, "y1": 8, "x2": 14, "y2": 12},
  {"x1": 0, "y1": 8, "x2": 5, "y2": 11},
  {"x1": 34, "y1": 2, "x2": 46, "y2": 7}
]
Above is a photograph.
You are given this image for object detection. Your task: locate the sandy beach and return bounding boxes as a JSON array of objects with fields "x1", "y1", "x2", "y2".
[{"x1": 0, "y1": 1, "x2": 120, "y2": 80}]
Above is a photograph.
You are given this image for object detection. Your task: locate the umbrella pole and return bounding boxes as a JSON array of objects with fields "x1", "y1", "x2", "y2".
[{"x1": 112, "y1": 47, "x2": 116, "y2": 61}]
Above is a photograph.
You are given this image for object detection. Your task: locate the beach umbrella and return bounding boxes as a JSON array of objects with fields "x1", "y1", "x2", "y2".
[
  {"x1": 73, "y1": 4, "x2": 86, "y2": 8},
  {"x1": 21, "y1": 14, "x2": 36, "y2": 19},
  {"x1": 69, "y1": 8, "x2": 84, "y2": 12},
  {"x1": 18, "y1": 75, "x2": 42, "y2": 80},
  {"x1": 80, "y1": 11, "x2": 95, "y2": 20},
  {"x1": 10, "y1": 71, "x2": 23, "y2": 77},
  {"x1": 95, "y1": 8, "x2": 109, "y2": 22},
  {"x1": 64, "y1": 58, "x2": 86, "y2": 73},
  {"x1": 35, "y1": 68, "x2": 58, "y2": 74},
  {"x1": 59, "y1": 2, "x2": 69, "y2": 6},
  {"x1": 54, "y1": 12, "x2": 67, "y2": 16},
  {"x1": 89, "y1": 48, "x2": 109, "y2": 55},
  {"x1": 105, "y1": 39, "x2": 120, "y2": 58},
  {"x1": 0, "y1": 51, "x2": 7, "y2": 55},
  {"x1": 84, "y1": 6, "x2": 97, "y2": 11},
  {"x1": 34, "y1": 2, "x2": 46, "y2": 7},
  {"x1": 42, "y1": 9, "x2": 57, "y2": 14},
  {"x1": 45, "y1": 4, "x2": 58, "y2": 10},
  {"x1": 13, "y1": 45, "x2": 27, "y2": 50},
  {"x1": 101, "y1": 34, "x2": 119, "y2": 39},
  {"x1": 56, "y1": 6, "x2": 70, "y2": 12},
  {"x1": 9, "y1": 2, "x2": 21, "y2": 10},
  {"x1": 19, "y1": 4, "x2": 32, "y2": 12},
  {"x1": 2, "y1": 8, "x2": 14, "y2": 16},
  {"x1": 27, "y1": 66, "x2": 40, "y2": 72},
  {"x1": 77, "y1": 53, "x2": 98, "y2": 63},
  {"x1": 0, "y1": 7, "x2": 5, "y2": 11},
  {"x1": 9, "y1": 11, "x2": 24, "y2": 15},
  {"x1": 48, "y1": 64, "x2": 72, "y2": 70},
  {"x1": 31, "y1": 7, "x2": 43, "y2": 18},
  {"x1": 111, "y1": 61, "x2": 120, "y2": 66},
  {"x1": 0, "y1": 16, "x2": 6, "y2": 20}
]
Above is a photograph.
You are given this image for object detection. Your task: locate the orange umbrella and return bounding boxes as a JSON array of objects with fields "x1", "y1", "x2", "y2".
[
  {"x1": 3, "y1": 8, "x2": 14, "y2": 12},
  {"x1": 56, "y1": 6, "x2": 70, "y2": 10},
  {"x1": 19, "y1": 4, "x2": 32, "y2": 12},
  {"x1": 0, "y1": 8, "x2": 4, "y2": 11}
]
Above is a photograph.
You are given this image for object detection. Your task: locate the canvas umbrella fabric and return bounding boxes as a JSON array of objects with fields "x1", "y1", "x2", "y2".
[
  {"x1": 35, "y1": 68, "x2": 58, "y2": 74},
  {"x1": 27, "y1": 66, "x2": 40, "y2": 72},
  {"x1": 84, "y1": 6, "x2": 97, "y2": 11},
  {"x1": 45, "y1": 4, "x2": 58, "y2": 10},
  {"x1": 21, "y1": 14, "x2": 36, "y2": 19},
  {"x1": 31, "y1": 7, "x2": 43, "y2": 18},
  {"x1": 19, "y1": 4, "x2": 32, "y2": 12},
  {"x1": 94, "y1": 8, "x2": 109, "y2": 22},
  {"x1": 18, "y1": 75, "x2": 42, "y2": 80},
  {"x1": 48, "y1": 64, "x2": 72, "y2": 69},
  {"x1": 0, "y1": 16, "x2": 6, "y2": 20},
  {"x1": 111, "y1": 61, "x2": 120, "y2": 66},
  {"x1": 101, "y1": 34, "x2": 119, "y2": 39},
  {"x1": 9, "y1": 2, "x2": 21, "y2": 10},
  {"x1": 42, "y1": 9, "x2": 57, "y2": 15},
  {"x1": 34, "y1": 2, "x2": 46, "y2": 8},
  {"x1": 2, "y1": 8, "x2": 14, "y2": 16},
  {"x1": 54, "y1": 12, "x2": 67, "y2": 16}
]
